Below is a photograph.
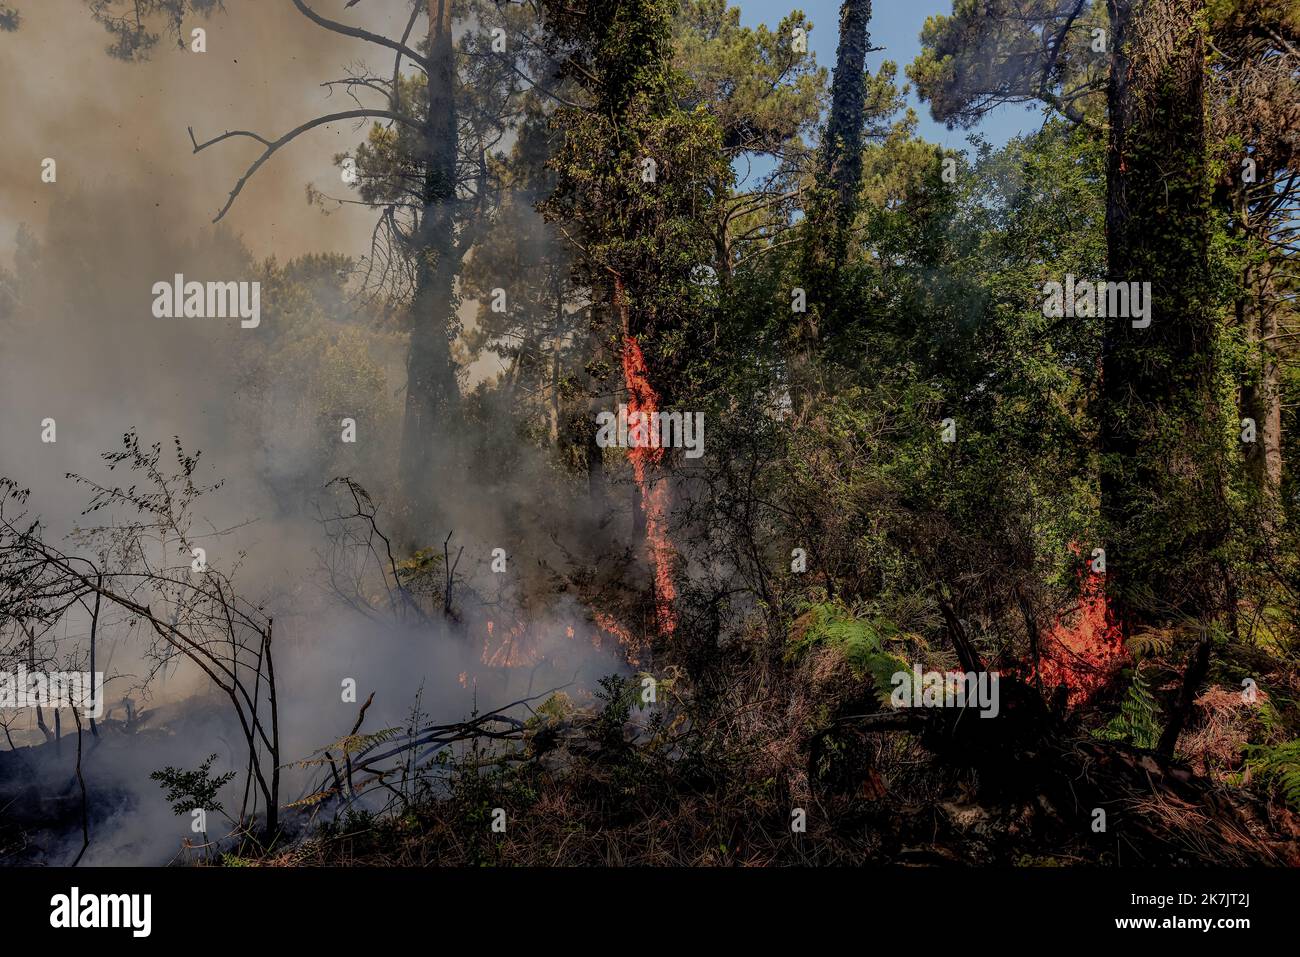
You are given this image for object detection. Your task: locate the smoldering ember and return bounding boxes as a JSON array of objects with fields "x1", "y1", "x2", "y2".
[{"x1": 0, "y1": 0, "x2": 1298, "y2": 904}]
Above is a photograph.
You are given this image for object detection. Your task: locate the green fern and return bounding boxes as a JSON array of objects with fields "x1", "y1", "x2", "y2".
[
  {"x1": 1126, "y1": 628, "x2": 1173, "y2": 659},
  {"x1": 1094, "y1": 668, "x2": 1160, "y2": 749},
  {"x1": 298, "y1": 726, "x2": 403, "y2": 768},
  {"x1": 1244, "y1": 740, "x2": 1300, "y2": 811},
  {"x1": 787, "y1": 602, "x2": 907, "y2": 700}
]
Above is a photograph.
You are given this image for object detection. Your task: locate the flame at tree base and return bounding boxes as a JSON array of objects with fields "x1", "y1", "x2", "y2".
[
  {"x1": 1033, "y1": 553, "x2": 1127, "y2": 705},
  {"x1": 480, "y1": 281, "x2": 680, "y2": 671},
  {"x1": 616, "y1": 278, "x2": 678, "y2": 640}
]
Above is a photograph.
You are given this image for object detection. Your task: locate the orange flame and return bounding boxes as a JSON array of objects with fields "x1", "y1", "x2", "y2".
[
  {"x1": 616, "y1": 278, "x2": 678, "y2": 640},
  {"x1": 1035, "y1": 549, "x2": 1126, "y2": 704},
  {"x1": 482, "y1": 618, "x2": 538, "y2": 668},
  {"x1": 593, "y1": 609, "x2": 643, "y2": 666},
  {"x1": 480, "y1": 618, "x2": 587, "y2": 670}
]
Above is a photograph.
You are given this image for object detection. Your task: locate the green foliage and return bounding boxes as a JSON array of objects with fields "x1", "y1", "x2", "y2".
[
  {"x1": 1094, "y1": 668, "x2": 1161, "y2": 749},
  {"x1": 592, "y1": 674, "x2": 641, "y2": 751},
  {"x1": 527, "y1": 692, "x2": 574, "y2": 728},
  {"x1": 84, "y1": 0, "x2": 223, "y2": 61},
  {"x1": 541, "y1": 0, "x2": 733, "y2": 406},
  {"x1": 1126, "y1": 629, "x2": 1175, "y2": 659},
  {"x1": 787, "y1": 601, "x2": 908, "y2": 699},
  {"x1": 299, "y1": 727, "x2": 404, "y2": 770},
  {"x1": 150, "y1": 753, "x2": 236, "y2": 818},
  {"x1": 908, "y1": 0, "x2": 1108, "y2": 130},
  {"x1": 673, "y1": 1, "x2": 824, "y2": 158},
  {"x1": 1244, "y1": 740, "x2": 1300, "y2": 810}
]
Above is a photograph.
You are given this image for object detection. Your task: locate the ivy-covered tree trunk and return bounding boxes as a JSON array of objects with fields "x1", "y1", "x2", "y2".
[
  {"x1": 792, "y1": 0, "x2": 871, "y2": 410},
  {"x1": 813, "y1": 0, "x2": 872, "y2": 267},
  {"x1": 1100, "y1": 0, "x2": 1225, "y2": 631},
  {"x1": 399, "y1": 0, "x2": 462, "y2": 525}
]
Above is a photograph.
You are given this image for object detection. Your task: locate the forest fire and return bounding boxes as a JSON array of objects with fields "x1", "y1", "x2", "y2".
[
  {"x1": 8, "y1": 0, "x2": 1298, "y2": 886},
  {"x1": 593, "y1": 609, "x2": 644, "y2": 666},
  {"x1": 482, "y1": 619, "x2": 539, "y2": 669},
  {"x1": 480, "y1": 617, "x2": 635, "y2": 671},
  {"x1": 615, "y1": 278, "x2": 678, "y2": 639},
  {"x1": 1034, "y1": 555, "x2": 1127, "y2": 705}
]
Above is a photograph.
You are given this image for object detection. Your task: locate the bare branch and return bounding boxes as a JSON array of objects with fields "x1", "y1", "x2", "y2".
[
  {"x1": 289, "y1": 0, "x2": 429, "y2": 72},
  {"x1": 190, "y1": 109, "x2": 423, "y2": 222}
]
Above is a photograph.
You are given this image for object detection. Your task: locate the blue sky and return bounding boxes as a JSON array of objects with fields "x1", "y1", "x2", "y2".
[{"x1": 737, "y1": 0, "x2": 1039, "y2": 152}]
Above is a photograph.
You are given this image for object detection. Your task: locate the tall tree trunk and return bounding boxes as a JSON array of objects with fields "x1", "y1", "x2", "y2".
[
  {"x1": 27, "y1": 629, "x2": 51, "y2": 744},
  {"x1": 584, "y1": 307, "x2": 608, "y2": 502},
  {"x1": 1257, "y1": 294, "x2": 1283, "y2": 492},
  {"x1": 1100, "y1": 0, "x2": 1222, "y2": 632},
  {"x1": 816, "y1": 0, "x2": 872, "y2": 264},
  {"x1": 792, "y1": 0, "x2": 871, "y2": 411},
  {"x1": 550, "y1": 283, "x2": 564, "y2": 447},
  {"x1": 549, "y1": 341, "x2": 562, "y2": 446},
  {"x1": 1239, "y1": 243, "x2": 1283, "y2": 503},
  {"x1": 399, "y1": 0, "x2": 462, "y2": 531}
]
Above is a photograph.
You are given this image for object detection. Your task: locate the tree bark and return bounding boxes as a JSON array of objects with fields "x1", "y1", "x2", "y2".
[
  {"x1": 1156, "y1": 626, "x2": 1212, "y2": 758},
  {"x1": 1100, "y1": 0, "x2": 1222, "y2": 632},
  {"x1": 399, "y1": 0, "x2": 462, "y2": 528},
  {"x1": 1238, "y1": 233, "x2": 1283, "y2": 502},
  {"x1": 792, "y1": 0, "x2": 871, "y2": 412},
  {"x1": 584, "y1": 307, "x2": 608, "y2": 502},
  {"x1": 817, "y1": 0, "x2": 872, "y2": 264}
]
